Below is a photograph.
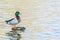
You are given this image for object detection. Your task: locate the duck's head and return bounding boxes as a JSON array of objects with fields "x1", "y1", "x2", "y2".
[{"x1": 15, "y1": 11, "x2": 20, "y2": 17}]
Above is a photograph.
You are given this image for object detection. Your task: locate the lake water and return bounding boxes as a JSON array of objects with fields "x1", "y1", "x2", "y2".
[{"x1": 0, "y1": 0, "x2": 60, "y2": 40}]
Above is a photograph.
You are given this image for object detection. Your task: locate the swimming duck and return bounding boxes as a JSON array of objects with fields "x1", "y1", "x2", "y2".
[{"x1": 5, "y1": 11, "x2": 21, "y2": 28}]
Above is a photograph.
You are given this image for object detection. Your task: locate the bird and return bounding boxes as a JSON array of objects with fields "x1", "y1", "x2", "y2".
[{"x1": 5, "y1": 11, "x2": 21, "y2": 28}]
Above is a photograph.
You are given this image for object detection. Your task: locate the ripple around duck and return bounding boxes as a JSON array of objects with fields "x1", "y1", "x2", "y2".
[{"x1": 0, "y1": 26, "x2": 60, "y2": 40}]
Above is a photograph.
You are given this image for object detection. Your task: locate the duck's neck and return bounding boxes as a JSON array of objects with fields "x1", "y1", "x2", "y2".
[
  {"x1": 15, "y1": 14, "x2": 19, "y2": 19},
  {"x1": 16, "y1": 16, "x2": 20, "y2": 23},
  {"x1": 16, "y1": 16, "x2": 19, "y2": 20},
  {"x1": 15, "y1": 14, "x2": 19, "y2": 17}
]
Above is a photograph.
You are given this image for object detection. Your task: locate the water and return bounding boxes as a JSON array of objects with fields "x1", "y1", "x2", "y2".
[{"x1": 0, "y1": 0, "x2": 60, "y2": 40}]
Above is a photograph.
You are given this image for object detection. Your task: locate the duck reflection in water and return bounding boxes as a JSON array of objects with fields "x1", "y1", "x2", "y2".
[{"x1": 6, "y1": 31, "x2": 21, "y2": 40}]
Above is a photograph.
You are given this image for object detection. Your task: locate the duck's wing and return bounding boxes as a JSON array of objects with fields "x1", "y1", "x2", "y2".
[
  {"x1": 5, "y1": 18, "x2": 15, "y2": 22},
  {"x1": 5, "y1": 18, "x2": 18, "y2": 25}
]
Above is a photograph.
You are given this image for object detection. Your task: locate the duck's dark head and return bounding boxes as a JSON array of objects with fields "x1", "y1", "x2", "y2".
[{"x1": 15, "y1": 11, "x2": 20, "y2": 17}]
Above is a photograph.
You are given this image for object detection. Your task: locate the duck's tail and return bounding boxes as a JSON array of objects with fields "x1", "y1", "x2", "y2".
[{"x1": 5, "y1": 21, "x2": 8, "y2": 24}]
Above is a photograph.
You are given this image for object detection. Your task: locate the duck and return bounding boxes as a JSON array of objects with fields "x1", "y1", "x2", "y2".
[{"x1": 5, "y1": 11, "x2": 21, "y2": 28}]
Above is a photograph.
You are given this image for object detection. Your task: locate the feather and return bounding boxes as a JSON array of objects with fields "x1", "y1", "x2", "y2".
[{"x1": 5, "y1": 18, "x2": 18, "y2": 25}]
